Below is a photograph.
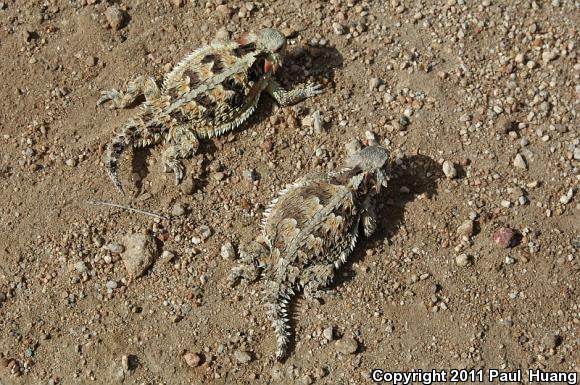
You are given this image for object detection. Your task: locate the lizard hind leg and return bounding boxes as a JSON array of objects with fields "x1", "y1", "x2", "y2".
[
  {"x1": 227, "y1": 240, "x2": 268, "y2": 287},
  {"x1": 104, "y1": 121, "x2": 161, "y2": 194},
  {"x1": 161, "y1": 126, "x2": 200, "y2": 186},
  {"x1": 98, "y1": 76, "x2": 160, "y2": 109},
  {"x1": 301, "y1": 264, "x2": 336, "y2": 302}
]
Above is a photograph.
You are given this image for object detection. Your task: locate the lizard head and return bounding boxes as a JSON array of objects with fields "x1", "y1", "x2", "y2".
[
  {"x1": 343, "y1": 145, "x2": 390, "y2": 195},
  {"x1": 238, "y1": 28, "x2": 287, "y2": 74}
]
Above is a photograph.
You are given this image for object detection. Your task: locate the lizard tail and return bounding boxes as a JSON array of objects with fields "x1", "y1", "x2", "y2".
[{"x1": 264, "y1": 281, "x2": 295, "y2": 361}]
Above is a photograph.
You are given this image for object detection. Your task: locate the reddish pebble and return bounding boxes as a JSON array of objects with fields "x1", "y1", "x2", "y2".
[
  {"x1": 157, "y1": 230, "x2": 170, "y2": 242},
  {"x1": 493, "y1": 227, "x2": 515, "y2": 248}
]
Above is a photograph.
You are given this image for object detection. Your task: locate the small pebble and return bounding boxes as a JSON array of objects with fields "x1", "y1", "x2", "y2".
[
  {"x1": 345, "y1": 139, "x2": 361, "y2": 155},
  {"x1": 505, "y1": 256, "x2": 516, "y2": 265},
  {"x1": 106, "y1": 242, "x2": 125, "y2": 254},
  {"x1": 332, "y1": 22, "x2": 346, "y2": 35},
  {"x1": 234, "y1": 350, "x2": 252, "y2": 364},
  {"x1": 106, "y1": 280, "x2": 118, "y2": 290},
  {"x1": 496, "y1": 116, "x2": 514, "y2": 133},
  {"x1": 335, "y1": 337, "x2": 359, "y2": 354},
  {"x1": 85, "y1": 56, "x2": 97, "y2": 67},
  {"x1": 159, "y1": 250, "x2": 175, "y2": 265},
  {"x1": 183, "y1": 352, "x2": 202, "y2": 367},
  {"x1": 196, "y1": 225, "x2": 212, "y2": 241},
  {"x1": 74, "y1": 261, "x2": 88, "y2": 273},
  {"x1": 323, "y1": 326, "x2": 334, "y2": 341},
  {"x1": 220, "y1": 242, "x2": 236, "y2": 260},
  {"x1": 215, "y1": 27, "x2": 229, "y2": 40},
  {"x1": 242, "y1": 169, "x2": 256, "y2": 181},
  {"x1": 559, "y1": 188, "x2": 574, "y2": 205},
  {"x1": 542, "y1": 334, "x2": 561, "y2": 349},
  {"x1": 312, "y1": 110, "x2": 322, "y2": 133},
  {"x1": 493, "y1": 227, "x2": 515, "y2": 248},
  {"x1": 542, "y1": 50, "x2": 558, "y2": 63},
  {"x1": 368, "y1": 78, "x2": 380, "y2": 91},
  {"x1": 105, "y1": 6, "x2": 127, "y2": 31},
  {"x1": 456, "y1": 220, "x2": 474, "y2": 237},
  {"x1": 455, "y1": 253, "x2": 472, "y2": 267},
  {"x1": 442, "y1": 161, "x2": 457, "y2": 179},
  {"x1": 171, "y1": 202, "x2": 187, "y2": 216},
  {"x1": 513, "y1": 154, "x2": 527, "y2": 170}
]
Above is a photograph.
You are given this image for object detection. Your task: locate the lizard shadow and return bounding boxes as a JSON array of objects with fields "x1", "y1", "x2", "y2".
[
  {"x1": 281, "y1": 154, "x2": 443, "y2": 361},
  {"x1": 331, "y1": 154, "x2": 443, "y2": 287}
]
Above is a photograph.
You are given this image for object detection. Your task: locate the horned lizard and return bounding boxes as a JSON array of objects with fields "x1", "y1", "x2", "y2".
[
  {"x1": 228, "y1": 145, "x2": 390, "y2": 360},
  {"x1": 98, "y1": 28, "x2": 322, "y2": 193}
]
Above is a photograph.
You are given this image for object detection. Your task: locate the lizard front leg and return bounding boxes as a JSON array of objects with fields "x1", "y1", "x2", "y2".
[
  {"x1": 98, "y1": 76, "x2": 160, "y2": 109},
  {"x1": 161, "y1": 126, "x2": 200, "y2": 185},
  {"x1": 227, "y1": 240, "x2": 268, "y2": 287},
  {"x1": 266, "y1": 79, "x2": 323, "y2": 107}
]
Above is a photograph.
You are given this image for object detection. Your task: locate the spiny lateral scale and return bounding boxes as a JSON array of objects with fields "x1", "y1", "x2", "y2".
[
  {"x1": 228, "y1": 146, "x2": 390, "y2": 360},
  {"x1": 98, "y1": 28, "x2": 322, "y2": 193}
]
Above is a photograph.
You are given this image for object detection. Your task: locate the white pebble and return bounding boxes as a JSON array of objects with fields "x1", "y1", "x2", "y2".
[
  {"x1": 455, "y1": 254, "x2": 471, "y2": 267},
  {"x1": 559, "y1": 188, "x2": 574, "y2": 205},
  {"x1": 220, "y1": 242, "x2": 236, "y2": 260},
  {"x1": 513, "y1": 154, "x2": 527, "y2": 170},
  {"x1": 442, "y1": 161, "x2": 457, "y2": 179}
]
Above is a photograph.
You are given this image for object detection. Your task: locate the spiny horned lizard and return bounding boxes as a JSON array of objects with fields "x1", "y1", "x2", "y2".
[
  {"x1": 228, "y1": 145, "x2": 390, "y2": 360},
  {"x1": 98, "y1": 28, "x2": 322, "y2": 193}
]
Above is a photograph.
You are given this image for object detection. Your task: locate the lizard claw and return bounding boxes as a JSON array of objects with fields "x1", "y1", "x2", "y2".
[
  {"x1": 97, "y1": 89, "x2": 121, "y2": 108},
  {"x1": 304, "y1": 83, "x2": 323, "y2": 98}
]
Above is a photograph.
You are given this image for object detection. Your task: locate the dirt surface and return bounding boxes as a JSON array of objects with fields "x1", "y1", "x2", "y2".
[{"x1": 0, "y1": 0, "x2": 578, "y2": 384}]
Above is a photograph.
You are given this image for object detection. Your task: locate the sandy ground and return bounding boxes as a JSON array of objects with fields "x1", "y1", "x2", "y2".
[{"x1": 0, "y1": 0, "x2": 578, "y2": 384}]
